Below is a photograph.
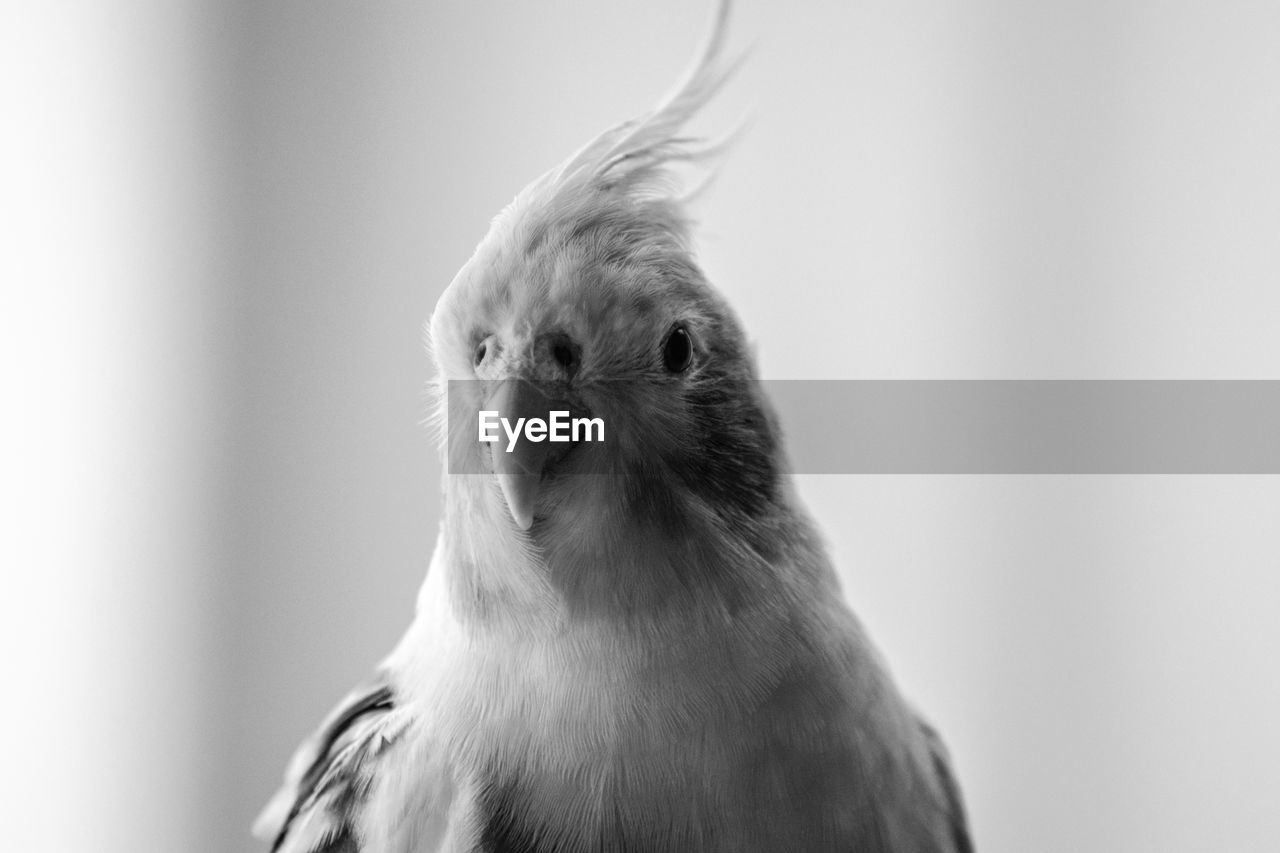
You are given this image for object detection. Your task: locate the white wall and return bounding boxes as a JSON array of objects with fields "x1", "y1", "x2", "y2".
[
  {"x1": 2, "y1": 2, "x2": 233, "y2": 850},
  {"x1": 8, "y1": 2, "x2": 1279, "y2": 851}
]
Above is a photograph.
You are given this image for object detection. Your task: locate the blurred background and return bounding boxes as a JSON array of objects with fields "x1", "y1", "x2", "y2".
[{"x1": 4, "y1": 1, "x2": 1279, "y2": 851}]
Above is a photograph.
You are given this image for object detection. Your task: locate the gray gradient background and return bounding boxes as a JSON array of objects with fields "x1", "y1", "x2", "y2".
[{"x1": 5, "y1": 1, "x2": 1280, "y2": 851}]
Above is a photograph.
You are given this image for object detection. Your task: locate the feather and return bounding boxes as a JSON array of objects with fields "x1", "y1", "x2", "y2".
[
  {"x1": 489, "y1": 0, "x2": 746, "y2": 263},
  {"x1": 254, "y1": 677, "x2": 405, "y2": 853},
  {"x1": 918, "y1": 718, "x2": 975, "y2": 853}
]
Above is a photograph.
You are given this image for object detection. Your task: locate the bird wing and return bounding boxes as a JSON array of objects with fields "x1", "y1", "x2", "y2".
[
  {"x1": 917, "y1": 716, "x2": 974, "y2": 853},
  {"x1": 254, "y1": 674, "x2": 407, "y2": 853}
]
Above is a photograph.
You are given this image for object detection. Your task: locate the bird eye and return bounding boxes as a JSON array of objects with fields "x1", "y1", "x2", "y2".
[
  {"x1": 473, "y1": 340, "x2": 488, "y2": 367},
  {"x1": 662, "y1": 326, "x2": 693, "y2": 373},
  {"x1": 550, "y1": 335, "x2": 578, "y2": 373}
]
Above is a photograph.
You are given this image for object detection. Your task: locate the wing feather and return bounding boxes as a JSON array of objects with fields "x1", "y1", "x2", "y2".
[{"x1": 254, "y1": 675, "x2": 405, "y2": 853}]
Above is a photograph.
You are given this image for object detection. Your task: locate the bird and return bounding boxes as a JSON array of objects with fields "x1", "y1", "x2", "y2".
[{"x1": 253, "y1": 2, "x2": 972, "y2": 851}]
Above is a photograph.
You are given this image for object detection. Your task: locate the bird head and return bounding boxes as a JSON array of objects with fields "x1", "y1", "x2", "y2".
[{"x1": 427, "y1": 2, "x2": 788, "y2": 615}]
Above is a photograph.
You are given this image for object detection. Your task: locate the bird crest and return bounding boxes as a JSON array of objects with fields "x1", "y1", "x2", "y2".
[{"x1": 484, "y1": 0, "x2": 744, "y2": 265}]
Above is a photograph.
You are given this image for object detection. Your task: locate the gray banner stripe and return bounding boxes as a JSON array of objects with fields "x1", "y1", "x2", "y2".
[
  {"x1": 445, "y1": 380, "x2": 1280, "y2": 474},
  {"x1": 772, "y1": 381, "x2": 1280, "y2": 474}
]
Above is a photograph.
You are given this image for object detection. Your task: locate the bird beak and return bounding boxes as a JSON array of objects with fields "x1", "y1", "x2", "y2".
[{"x1": 484, "y1": 378, "x2": 567, "y2": 530}]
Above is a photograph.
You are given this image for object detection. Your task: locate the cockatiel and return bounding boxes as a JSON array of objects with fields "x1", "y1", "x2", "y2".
[{"x1": 254, "y1": 2, "x2": 972, "y2": 851}]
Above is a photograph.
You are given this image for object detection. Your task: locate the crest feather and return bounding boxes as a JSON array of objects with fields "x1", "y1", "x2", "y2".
[{"x1": 509, "y1": 0, "x2": 744, "y2": 232}]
